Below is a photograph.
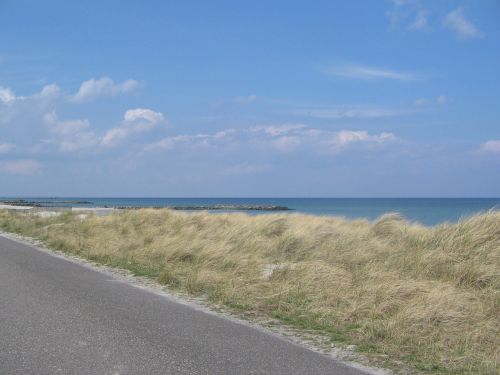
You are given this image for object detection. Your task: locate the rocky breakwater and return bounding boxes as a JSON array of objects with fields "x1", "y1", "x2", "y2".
[
  {"x1": 0, "y1": 199, "x2": 92, "y2": 207},
  {"x1": 170, "y1": 204, "x2": 292, "y2": 211}
]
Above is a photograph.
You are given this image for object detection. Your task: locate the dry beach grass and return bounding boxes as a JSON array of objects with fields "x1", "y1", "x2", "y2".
[{"x1": 0, "y1": 208, "x2": 498, "y2": 374}]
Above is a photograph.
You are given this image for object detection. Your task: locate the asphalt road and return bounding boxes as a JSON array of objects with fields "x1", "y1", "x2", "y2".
[{"x1": 0, "y1": 234, "x2": 372, "y2": 375}]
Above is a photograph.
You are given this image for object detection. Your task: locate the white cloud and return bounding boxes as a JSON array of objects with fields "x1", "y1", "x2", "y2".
[
  {"x1": 0, "y1": 84, "x2": 62, "y2": 128},
  {"x1": 408, "y1": 10, "x2": 430, "y2": 31},
  {"x1": 36, "y1": 84, "x2": 61, "y2": 100},
  {"x1": 225, "y1": 163, "x2": 272, "y2": 175},
  {"x1": 145, "y1": 131, "x2": 233, "y2": 151},
  {"x1": 100, "y1": 127, "x2": 130, "y2": 148},
  {"x1": 249, "y1": 124, "x2": 306, "y2": 136},
  {"x1": 44, "y1": 112, "x2": 98, "y2": 152},
  {"x1": 70, "y1": 77, "x2": 140, "y2": 102},
  {"x1": 387, "y1": 0, "x2": 430, "y2": 32},
  {"x1": 436, "y1": 95, "x2": 449, "y2": 104},
  {"x1": 414, "y1": 95, "x2": 450, "y2": 106},
  {"x1": 328, "y1": 131, "x2": 397, "y2": 152},
  {"x1": 386, "y1": 0, "x2": 409, "y2": 29},
  {"x1": 480, "y1": 140, "x2": 500, "y2": 153},
  {"x1": 325, "y1": 64, "x2": 418, "y2": 81},
  {"x1": 0, "y1": 84, "x2": 61, "y2": 106},
  {"x1": 146, "y1": 125, "x2": 398, "y2": 156},
  {"x1": 123, "y1": 108, "x2": 164, "y2": 130},
  {"x1": 252, "y1": 126, "x2": 398, "y2": 154},
  {"x1": 272, "y1": 136, "x2": 301, "y2": 152},
  {"x1": 0, "y1": 159, "x2": 43, "y2": 175},
  {"x1": 290, "y1": 105, "x2": 405, "y2": 119},
  {"x1": 0, "y1": 143, "x2": 14, "y2": 153},
  {"x1": 0, "y1": 87, "x2": 18, "y2": 104},
  {"x1": 234, "y1": 94, "x2": 257, "y2": 104},
  {"x1": 443, "y1": 8, "x2": 483, "y2": 39},
  {"x1": 101, "y1": 108, "x2": 165, "y2": 147},
  {"x1": 414, "y1": 98, "x2": 431, "y2": 106},
  {"x1": 145, "y1": 132, "x2": 228, "y2": 151},
  {"x1": 392, "y1": 0, "x2": 412, "y2": 6},
  {"x1": 212, "y1": 129, "x2": 236, "y2": 139},
  {"x1": 145, "y1": 135, "x2": 190, "y2": 151}
]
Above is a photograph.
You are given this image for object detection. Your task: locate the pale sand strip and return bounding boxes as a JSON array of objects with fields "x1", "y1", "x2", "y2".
[{"x1": 0, "y1": 204, "x2": 33, "y2": 210}]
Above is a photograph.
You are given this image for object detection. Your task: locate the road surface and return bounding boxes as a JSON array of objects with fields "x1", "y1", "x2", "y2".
[{"x1": 0, "y1": 234, "x2": 373, "y2": 374}]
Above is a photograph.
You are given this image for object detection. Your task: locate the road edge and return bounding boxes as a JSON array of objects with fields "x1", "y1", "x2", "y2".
[{"x1": 0, "y1": 230, "x2": 394, "y2": 375}]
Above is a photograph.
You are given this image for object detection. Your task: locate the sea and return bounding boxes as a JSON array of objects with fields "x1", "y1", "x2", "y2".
[{"x1": 1, "y1": 197, "x2": 499, "y2": 226}]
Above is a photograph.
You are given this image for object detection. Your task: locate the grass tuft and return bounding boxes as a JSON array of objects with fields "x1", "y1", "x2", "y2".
[{"x1": 0, "y1": 208, "x2": 498, "y2": 374}]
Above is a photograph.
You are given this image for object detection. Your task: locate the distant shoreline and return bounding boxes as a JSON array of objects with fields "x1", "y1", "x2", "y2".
[
  {"x1": 1, "y1": 197, "x2": 499, "y2": 225},
  {"x1": 0, "y1": 200, "x2": 292, "y2": 212}
]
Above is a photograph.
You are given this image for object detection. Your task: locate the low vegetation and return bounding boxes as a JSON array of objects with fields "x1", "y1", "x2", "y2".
[{"x1": 0, "y1": 208, "x2": 498, "y2": 374}]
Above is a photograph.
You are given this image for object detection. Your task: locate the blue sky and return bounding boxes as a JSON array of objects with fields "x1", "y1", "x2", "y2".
[{"x1": 0, "y1": 0, "x2": 499, "y2": 197}]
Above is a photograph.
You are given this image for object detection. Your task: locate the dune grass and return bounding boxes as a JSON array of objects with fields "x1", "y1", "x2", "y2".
[{"x1": 0, "y1": 208, "x2": 498, "y2": 374}]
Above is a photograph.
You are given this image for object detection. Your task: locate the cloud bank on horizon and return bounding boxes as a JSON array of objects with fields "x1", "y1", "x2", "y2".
[{"x1": 0, "y1": 0, "x2": 498, "y2": 197}]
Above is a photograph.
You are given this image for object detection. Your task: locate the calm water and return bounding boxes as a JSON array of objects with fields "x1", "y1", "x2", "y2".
[{"x1": 2, "y1": 197, "x2": 499, "y2": 226}]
